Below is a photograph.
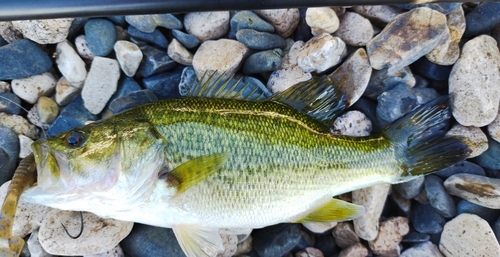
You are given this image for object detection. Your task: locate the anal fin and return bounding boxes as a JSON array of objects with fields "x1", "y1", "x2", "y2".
[
  {"x1": 172, "y1": 225, "x2": 224, "y2": 257},
  {"x1": 297, "y1": 198, "x2": 365, "y2": 223}
]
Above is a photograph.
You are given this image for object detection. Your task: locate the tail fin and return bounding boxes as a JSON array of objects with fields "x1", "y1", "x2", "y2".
[{"x1": 383, "y1": 95, "x2": 471, "y2": 177}]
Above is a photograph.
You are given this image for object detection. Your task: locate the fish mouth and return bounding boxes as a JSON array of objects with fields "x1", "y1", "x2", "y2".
[{"x1": 30, "y1": 139, "x2": 61, "y2": 189}]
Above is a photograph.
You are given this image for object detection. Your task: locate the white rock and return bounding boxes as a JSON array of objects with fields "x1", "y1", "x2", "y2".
[
  {"x1": 449, "y1": 35, "x2": 500, "y2": 127},
  {"x1": 368, "y1": 216, "x2": 409, "y2": 256},
  {"x1": 0, "y1": 113, "x2": 38, "y2": 139},
  {"x1": 11, "y1": 72, "x2": 57, "y2": 104},
  {"x1": 75, "y1": 35, "x2": 95, "y2": 60},
  {"x1": 440, "y1": 214, "x2": 500, "y2": 257},
  {"x1": 38, "y1": 210, "x2": 133, "y2": 256},
  {"x1": 489, "y1": 114, "x2": 500, "y2": 143},
  {"x1": 254, "y1": 9, "x2": 300, "y2": 38},
  {"x1": 331, "y1": 111, "x2": 372, "y2": 137},
  {"x1": 445, "y1": 124, "x2": 488, "y2": 158},
  {"x1": 11, "y1": 18, "x2": 74, "y2": 44},
  {"x1": 0, "y1": 81, "x2": 10, "y2": 92},
  {"x1": 192, "y1": 39, "x2": 250, "y2": 80},
  {"x1": 267, "y1": 66, "x2": 312, "y2": 94},
  {"x1": 28, "y1": 230, "x2": 54, "y2": 257},
  {"x1": 55, "y1": 77, "x2": 81, "y2": 106},
  {"x1": 184, "y1": 12, "x2": 230, "y2": 42},
  {"x1": 0, "y1": 181, "x2": 53, "y2": 238},
  {"x1": 338, "y1": 243, "x2": 368, "y2": 257},
  {"x1": 281, "y1": 41, "x2": 305, "y2": 69},
  {"x1": 305, "y1": 7, "x2": 340, "y2": 36},
  {"x1": 84, "y1": 245, "x2": 124, "y2": 257},
  {"x1": 401, "y1": 241, "x2": 443, "y2": 257},
  {"x1": 113, "y1": 40, "x2": 142, "y2": 77},
  {"x1": 303, "y1": 221, "x2": 337, "y2": 234},
  {"x1": 18, "y1": 134, "x2": 33, "y2": 158},
  {"x1": 82, "y1": 57, "x2": 120, "y2": 114},
  {"x1": 444, "y1": 174, "x2": 500, "y2": 209},
  {"x1": 297, "y1": 33, "x2": 347, "y2": 73},
  {"x1": 332, "y1": 222, "x2": 359, "y2": 249},
  {"x1": 333, "y1": 12, "x2": 374, "y2": 46},
  {"x1": 56, "y1": 40, "x2": 87, "y2": 85},
  {"x1": 352, "y1": 183, "x2": 390, "y2": 241},
  {"x1": 167, "y1": 38, "x2": 193, "y2": 66}
]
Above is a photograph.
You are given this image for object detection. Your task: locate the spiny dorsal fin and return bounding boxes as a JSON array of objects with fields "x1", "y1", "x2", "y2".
[
  {"x1": 269, "y1": 76, "x2": 348, "y2": 126},
  {"x1": 296, "y1": 198, "x2": 364, "y2": 223},
  {"x1": 187, "y1": 72, "x2": 271, "y2": 101}
]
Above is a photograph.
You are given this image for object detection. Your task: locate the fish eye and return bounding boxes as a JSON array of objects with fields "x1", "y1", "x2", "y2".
[{"x1": 66, "y1": 131, "x2": 86, "y2": 147}]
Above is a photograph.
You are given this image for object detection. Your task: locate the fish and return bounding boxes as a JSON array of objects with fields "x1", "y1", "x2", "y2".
[{"x1": 19, "y1": 74, "x2": 470, "y2": 257}]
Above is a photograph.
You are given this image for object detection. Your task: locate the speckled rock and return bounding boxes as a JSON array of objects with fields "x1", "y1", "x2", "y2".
[
  {"x1": 125, "y1": 14, "x2": 182, "y2": 33},
  {"x1": 18, "y1": 134, "x2": 33, "y2": 158},
  {"x1": 449, "y1": 35, "x2": 500, "y2": 127},
  {"x1": 12, "y1": 18, "x2": 74, "y2": 44},
  {"x1": 352, "y1": 184, "x2": 390, "y2": 241},
  {"x1": 297, "y1": 33, "x2": 346, "y2": 73},
  {"x1": 425, "y1": 7, "x2": 465, "y2": 66},
  {"x1": 254, "y1": 9, "x2": 300, "y2": 38},
  {"x1": 55, "y1": 77, "x2": 81, "y2": 106},
  {"x1": 302, "y1": 222, "x2": 337, "y2": 234},
  {"x1": 218, "y1": 233, "x2": 238, "y2": 257},
  {"x1": 331, "y1": 111, "x2": 372, "y2": 137},
  {"x1": 192, "y1": 39, "x2": 250, "y2": 79},
  {"x1": 75, "y1": 35, "x2": 94, "y2": 60},
  {"x1": 36, "y1": 96, "x2": 59, "y2": 124},
  {"x1": 56, "y1": 40, "x2": 87, "y2": 86},
  {"x1": 305, "y1": 7, "x2": 339, "y2": 36},
  {"x1": 11, "y1": 72, "x2": 57, "y2": 104},
  {"x1": 338, "y1": 243, "x2": 368, "y2": 257},
  {"x1": 167, "y1": 38, "x2": 193, "y2": 66},
  {"x1": 333, "y1": 12, "x2": 373, "y2": 46},
  {"x1": 440, "y1": 214, "x2": 500, "y2": 257},
  {"x1": 445, "y1": 124, "x2": 488, "y2": 158},
  {"x1": 27, "y1": 230, "x2": 53, "y2": 257},
  {"x1": 351, "y1": 5, "x2": 403, "y2": 26},
  {"x1": 0, "y1": 113, "x2": 37, "y2": 139},
  {"x1": 401, "y1": 241, "x2": 443, "y2": 257},
  {"x1": 488, "y1": 114, "x2": 500, "y2": 143},
  {"x1": 82, "y1": 57, "x2": 120, "y2": 114},
  {"x1": 184, "y1": 12, "x2": 230, "y2": 41},
  {"x1": 332, "y1": 222, "x2": 359, "y2": 249},
  {"x1": 114, "y1": 40, "x2": 143, "y2": 77},
  {"x1": 84, "y1": 245, "x2": 124, "y2": 257},
  {"x1": 444, "y1": 174, "x2": 500, "y2": 209},
  {"x1": 368, "y1": 217, "x2": 409, "y2": 256},
  {"x1": 367, "y1": 7, "x2": 449, "y2": 73},
  {"x1": 0, "y1": 21, "x2": 24, "y2": 43},
  {"x1": 267, "y1": 66, "x2": 312, "y2": 94}
]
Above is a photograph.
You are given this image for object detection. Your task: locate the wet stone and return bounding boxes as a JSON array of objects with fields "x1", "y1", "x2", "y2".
[
  {"x1": 254, "y1": 9, "x2": 300, "y2": 38},
  {"x1": 0, "y1": 127, "x2": 19, "y2": 184},
  {"x1": 253, "y1": 224, "x2": 301, "y2": 257},
  {"x1": 0, "y1": 92, "x2": 21, "y2": 115},
  {"x1": 376, "y1": 84, "x2": 418, "y2": 125},
  {"x1": 12, "y1": 18, "x2": 74, "y2": 44},
  {"x1": 333, "y1": 12, "x2": 373, "y2": 46},
  {"x1": 352, "y1": 184, "x2": 390, "y2": 241},
  {"x1": 48, "y1": 97, "x2": 98, "y2": 136},
  {"x1": 137, "y1": 45, "x2": 177, "y2": 77},
  {"x1": 243, "y1": 49, "x2": 283, "y2": 74},
  {"x1": 445, "y1": 124, "x2": 488, "y2": 158},
  {"x1": 364, "y1": 66, "x2": 415, "y2": 99},
  {"x1": 142, "y1": 66, "x2": 183, "y2": 100},
  {"x1": 171, "y1": 29, "x2": 200, "y2": 49},
  {"x1": 305, "y1": 7, "x2": 339, "y2": 36},
  {"x1": 0, "y1": 39, "x2": 52, "y2": 80},
  {"x1": 125, "y1": 14, "x2": 182, "y2": 33},
  {"x1": 84, "y1": 19, "x2": 117, "y2": 57},
  {"x1": 184, "y1": 11, "x2": 230, "y2": 42},
  {"x1": 236, "y1": 29, "x2": 287, "y2": 50},
  {"x1": 424, "y1": 175, "x2": 456, "y2": 218},
  {"x1": 229, "y1": 11, "x2": 274, "y2": 38},
  {"x1": 457, "y1": 199, "x2": 500, "y2": 224},
  {"x1": 127, "y1": 26, "x2": 168, "y2": 49},
  {"x1": 464, "y1": 2, "x2": 500, "y2": 38},
  {"x1": 400, "y1": 241, "x2": 443, "y2": 257},
  {"x1": 297, "y1": 33, "x2": 346, "y2": 73},
  {"x1": 411, "y1": 202, "x2": 446, "y2": 234},
  {"x1": 434, "y1": 161, "x2": 485, "y2": 179},
  {"x1": 444, "y1": 174, "x2": 500, "y2": 209}
]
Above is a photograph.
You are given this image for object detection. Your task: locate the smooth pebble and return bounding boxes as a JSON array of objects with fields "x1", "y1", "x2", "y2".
[
  {"x1": 230, "y1": 11, "x2": 274, "y2": 37},
  {"x1": 55, "y1": 77, "x2": 81, "y2": 106},
  {"x1": 297, "y1": 33, "x2": 346, "y2": 73},
  {"x1": 331, "y1": 111, "x2": 371, "y2": 137},
  {"x1": 0, "y1": 39, "x2": 52, "y2": 80},
  {"x1": 337, "y1": 243, "x2": 368, "y2": 257},
  {"x1": 36, "y1": 96, "x2": 59, "y2": 124},
  {"x1": 171, "y1": 29, "x2": 200, "y2": 49},
  {"x1": 252, "y1": 224, "x2": 301, "y2": 257},
  {"x1": 444, "y1": 173, "x2": 500, "y2": 209},
  {"x1": 352, "y1": 184, "x2": 390, "y2": 241},
  {"x1": 137, "y1": 45, "x2": 177, "y2": 77},
  {"x1": 127, "y1": 26, "x2": 168, "y2": 48},
  {"x1": 445, "y1": 124, "x2": 488, "y2": 158},
  {"x1": 82, "y1": 57, "x2": 120, "y2": 114},
  {"x1": 184, "y1": 12, "x2": 230, "y2": 41},
  {"x1": 267, "y1": 66, "x2": 311, "y2": 94},
  {"x1": 236, "y1": 29, "x2": 286, "y2": 50},
  {"x1": 400, "y1": 241, "x2": 443, "y2": 257},
  {"x1": 0, "y1": 113, "x2": 37, "y2": 139},
  {"x1": 425, "y1": 175, "x2": 456, "y2": 218},
  {"x1": 56, "y1": 40, "x2": 87, "y2": 86},
  {"x1": 114, "y1": 40, "x2": 143, "y2": 77},
  {"x1": 0, "y1": 128, "x2": 19, "y2": 184},
  {"x1": 192, "y1": 39, "x2": 249, "y2": 79},
  {"x1": 75, "y1": 35, "x2": 95, "y2": 60},
  {"x1": 167, "y1": 38, "x2": 193, "y2": 66},
  {"x1": 0, "y1": 92, "x2": 21, "y2": 115},
  {"x1": 18, "y1": 134, "x2": 33, "y2": 158},
  {"x1": 243, "y1": 49, "x2": 282, "y2": 74},
  {"x1": 411, "y1": 202, "x2": 446, "y2": 234},
  {"x1": 305, "y1": 7, "x2": 339, "y2": 36},
  {"x1": 333, "y1": 12, "x2": 373, "y2": 46},
  {"x1": 332, "y1": 222, "x2": 359, "y2": 249},
  {"x1": 84, "y1": 19, "x2": 117, "y2": 57}
]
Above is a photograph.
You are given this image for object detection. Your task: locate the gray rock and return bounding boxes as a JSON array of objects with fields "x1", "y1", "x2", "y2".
[
  {"x1": 393, "y1": 176, "x2": 424, "y2": 199},
  {"x1": 230, "y1": 11, "x2": 274, "y2": 37},
  {"x1": 401, "y1": 241, "x2": 443, "y2": 257},
  {"x1": 243, "y1": 49, "x2": 282, "y2": 74},
  {"x1": 364, "y1": 66, "x2": 415, "y2": 99},
  {"x1": 351, "y1": 5, "x2": 404, "y2": 26},
  {"x1": 425, "y1": 175, "x2": 456, "y2": 218},
  {"x1": 82, "y1": 57, "x2": 120, "y2": 114},
  {"x1": 267, "y1": 66, "x2": 312, "y2": 94}
]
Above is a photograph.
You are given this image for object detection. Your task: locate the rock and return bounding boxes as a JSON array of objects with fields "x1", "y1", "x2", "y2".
[
  {"x1": 18, "y1": 134, "x2": 33, "y2": 158},
  {"x1": 167, "y1": 38, "x2": 193, "y2": 66},
  {"x1": 84, "y1": 19, "x2": 117, "y2": 56},
  {"x1": 254, "y1": 9, "x2": 300, "y2": 38},
  {"x1": 178, "y1": 66, "x2": 197, "y2": 96},
  {"x1": 184, "y1": 12, "x2": 230, "y2": 41},
  {"x1": 27, "y1": 230, "x2": 53, "y2": 257},
  {"x1": 121, "y1": 224, "x2": 184, "y2": 256},
  {"x1": 236, "y1": 29, "x2": 286, "y2": 50},
  {"x1": 435, "y1": 161, "x2": 485, "y2": 179},
  {"x1": 302, "y1": 222, "x2": 337, "y2": 234},
  {"x1": 0, "y1": 127, "x2": 19, "y2": 184},
  {"x1": 368, "y1": 217, "x2": 409, "y2": 256},
  {"x1": 11, "y1": 72, "x2": 57, "y2": 104},
  {"x1": 329, "y1": 48, "x2": 372, "y2": 106},
  {"x1": 351, "y1": 5, "x2": 403, "y2": 26},
  {"x1": 338, "y1": 243, "x2": 368, "y2": 257},
  {"x1": 444, "y1": 174, "x2": 500, "y2": 209},
  {"x1": 450, "y1": 35, "x2": 500, "y2": 127},
  {"x1": 464, "y1": 2, "x2": 500, "y2": 38},
  {"x1": 295, "y1": 247, "x2": 324, "y2": 257},
  {"x1": 243, "y1": 49, "x2": 283, "y2": 74},
  {"x1": 38, "y1": 210, "x2": 133, "y2": 256},
  {"x1": 230, "y1": 11, "x2": 274, "y2": 38},
  {"x1": 12, "y1": 18, "x2": 74, "y2": 44},
  {"x1": 55, "y1": 77, "x2": 81, "y2": 106},
  {"x1": 0, "y1": 113, "x2": 37, "y2": 139},
  {"x1": 125, "y1": 14, "x2": 182, "y2": 33},
  {"x1": 142, "y1": 66, "x2": 183, "y2": 100},
  {"x1": 402, "y1": 231, "x2": 431, "y2": 243},
  {"x1": 281, "y1": 41, "x2": 304, "y2": 69},
  {"x1": 352, "y1": 184, "x2": 390, "y2": 241},
  {"x1": 411, "y1": 202, "x2": 446, "y2": 234},
  {"x1": 55, "y1": 40, "x2": 87, "y2": 86},
  {"x1": 36, "y1": 96, "x2": 59, "y2": 124},
  {"x1": 333, "y1": 12, "x2": 373, "y2": 46},
  {"x1": 0, "y1": 81, "x2": 10, "y2": 92},
  {"x1": 84, "y1": 245, "x2": 124, "y2": 257},
  {"x1": 376, "y1": 84, "x2": 418, "y2": 124},
  {"x1": 332, "y1": 222, "x2": 359, "y2": 249},
  {"x1": 253, "y1": 224, "x2": 301, "y2": 257},
  {"x1": 82, "y1": 57, "x2": 120, "y2": 114},
  {"x1": 127, "y1": 26, "x2": 168, "y2": 49},
  {"x1": 114, "y1": 40, "x2": 143, "y2": 77},
  {"x1": 0, "y1": 21, "x2": 23, "y2": 43},
  {"x1": 367, "y1": 7, "x2": 449, "y2": 73},
  {"x1": 0, "y1": 39, "x2": 52, "y2": 80},
  {"x1": 475, "y1": 137, "x2": 500, "y2": 169},
  {"x1": 440, "y1": 214, "x2": 500, "y2": 256},
  {"x1": 445, "y1": 124, "x2": 488, "y2": 158},
  {"x1": 425, "y1": 175, "x2": 456, "y2": 218},
  {"x1": 171, "y1": 30, "x2": 200, "y2": 49},
  {"x1": 218, "y1": 233, "x2": 238, "y2": 257},
  {"x1": 48, "y1": 96, "x2": 98, "y2": 136},
  {"x1": 412, "y1": 57, "x2": 452, "y2": 81},
  {"x1": 294, "y1": 9, "x2": 313, "y2": 42},
  {"x1": 297, "y1": 33, "x2": 347, "y2": 73},
  {"x1": 331, "y1": 111, "x2": 372, "y2": 137},
  {"x1": 0, "y1": 92, "x2": 21, "y2": 114},
  {"x1": 391, "y1": 190, "x2": 411, "y2": 215},
  {"x1": 457, "y1": 199, "x2": 500, "y2": 224},
  {"x1": 488, "y1": 114, "x2": 500, "y2": 143},
  {"x1": 192, "y1": 39, "x2": 249, "y2": 79},
  {"x1": 425, "y1": 7, "x2": 465, "y2": 66},
  {"x1": 75, "y1": 35, "x2": 95, "y2": 60},
  {"x1": 267, "y1": 66, "x2": 311, "y2": 94},
  {"x1": 364, "y1": 66, "x2": 415, "y2": 99},
  {"x1": 393, "y1": 176, "x2": 424, "y2": 199},
  {"x1": 137, "y1": 45, "x2": 177, "y2": 77},
  {"x1": 400, "y1": 241, "x2": 443, "y2": 257},
  {"x1": 305, "y1": 7, "x2": 339, "y2": 36}
]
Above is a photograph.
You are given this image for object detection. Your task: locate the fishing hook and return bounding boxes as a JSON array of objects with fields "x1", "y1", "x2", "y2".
[{"x1": 61, "y1": 211, "x2": 84, "y2": 239}]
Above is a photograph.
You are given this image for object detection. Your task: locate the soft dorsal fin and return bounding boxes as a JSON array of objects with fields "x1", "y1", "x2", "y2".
[
  {"x1": 269, "y1": 76, "x2": 348, "y2": 126},
  {"x1": 188, "y1": 72, "x2": 271, "y2": 101},
  {"x1": 296, "y1": 198, "x2": 364, "y2": 223}
]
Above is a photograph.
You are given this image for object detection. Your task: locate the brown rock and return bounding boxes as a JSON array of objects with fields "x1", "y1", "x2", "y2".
[{"x1": 368, "y1": 217, "x2": 409, "y2": 256}]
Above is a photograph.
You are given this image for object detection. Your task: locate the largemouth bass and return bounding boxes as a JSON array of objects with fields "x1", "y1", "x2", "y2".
[{"x1": 20, "y1": 75, "x2": 470, "y2": 256}]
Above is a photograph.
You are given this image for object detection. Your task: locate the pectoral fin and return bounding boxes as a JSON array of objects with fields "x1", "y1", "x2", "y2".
[
  {"x1": 297, "y1": 198, "x2": 365, "y2": 223},
  {"x1": 172, "y1": 225, "x2": 224, "y2": 257},
  {"x1": 165, "y1": 153, "x2": 228, "y2": 195}
]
